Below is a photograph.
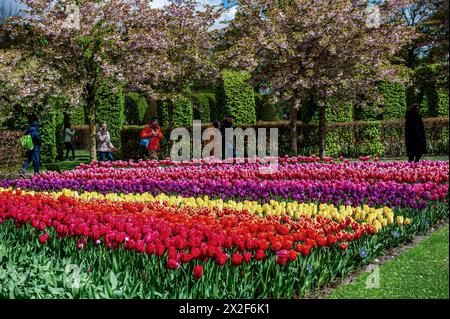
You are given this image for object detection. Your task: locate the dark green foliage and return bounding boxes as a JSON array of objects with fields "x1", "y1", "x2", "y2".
[
  {"x1": 354, "y1": 121, "x2": 385, "y2": 156},
  {"x1": 192, "y1": 92, "x2": 212, "y2": 123},
  {"x1": 326, "y1": 97, "x2": 353, "y2": 123},
  {"x1": 156, "y1": 100, "x2": 170, "y2": 128},
  {"x1": 204, "y1": 92, "x2": 218, "y2": 121},
  {"x1": 172, "y1": 95, "x2": 193, "y2": 127},
  {"x1": 414, "y1": 64, "x2": 449, "y2": 117},
  {"x1": 68, "y1": 104, "x2": 86, "y2": 126},
  {"x1": 217, "y1": 70, "x2": 256, "y2": 125},
  {"x1": 157, "y1": 95, "x2": 194, "y2": 128},
  {"x1": 301, "y1": 96, "x2": 353, "y2": 123},
  {"x1": 39, "y1": 108, "x2": 57, "y2": 163},
  {"x1": 55, "y1": 108, "x2": 65, "y2": 161},
  {"x1": 353, "y1": 106, "x2": 380, "y2": 121},
  {"x1": 124, "y1": 92, "x2": 149, "y2": 125},
  {"x1": 425, "y1": 84, "x2": 449, "y2": 117},
  {"x1": 144, "y1": 99, "x2": 158, "y2": 124},
  {"x1": 94, "y1": 81, "x2": 125, "y2": 155},
  {"x1": 255, "y1": 92, "x2": 280, "y2": 122},
  {"x1": 378, "y1": 81, "x2": 407, "y2": 120}
]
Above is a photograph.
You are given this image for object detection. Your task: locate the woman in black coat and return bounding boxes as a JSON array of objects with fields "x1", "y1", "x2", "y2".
[{"x1": 405, "y1": 104, "x2": 427, "y2": 162}]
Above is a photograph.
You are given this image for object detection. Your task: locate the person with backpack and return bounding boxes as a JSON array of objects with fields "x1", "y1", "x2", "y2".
[
  {"x1": 64, "y1": 122, "x2": 76, "y2": 161},
  {"x1": 18, "y1": 118, "x2": 42, "y2": 177},
  {"x1": 139, "y1": 116, "x2": 163, "y2": 160}
]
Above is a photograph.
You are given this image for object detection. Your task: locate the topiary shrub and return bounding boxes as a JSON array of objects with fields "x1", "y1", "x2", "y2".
[
  {"x1": 68, "y1": 104, "x2": 86, "y2": 126},
  {"x1": 95, "y1": 81, "x2": 126, "y2": 156},
  {"x1": 172, "y1": 95, "x2": 194, "y2": 127},
  {"x1": 217, "y1": 70, "x2": 256, "y2": 125},
  {"x1": 255, "y1": 92, "x2": 280, "y2": 122},
  {"x1": 354, "y1": 121, "x2": 385, "y2": 157},
  {"x1": 192, "y1": 92, "x2": 211, "y2": 123},
  {"x1": 39, "y1": 108, "x2": 57, "y2": 163},
  {"x1": 378, "y1": 81, "x2": 407, "y2": 120},
  {"x1": 426, "y1": 85, "x2": 449, "y2": 117},
  {"x1": 124, "y1": 92, "x2": 149, "y2": 125},
  {"x1": 301, "y1": 96, "x2": 353, "y2": 123},
  {"x1": 157, "y1": 94, "x2": 194, "y2": 128}
]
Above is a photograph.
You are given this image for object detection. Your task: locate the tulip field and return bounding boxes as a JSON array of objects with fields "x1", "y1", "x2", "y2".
[{"x1": 0, "y1": 157, "x2": 448, "y2": 298}]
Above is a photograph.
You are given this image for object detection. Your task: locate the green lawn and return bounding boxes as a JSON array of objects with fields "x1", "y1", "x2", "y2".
[{"x1": 329, "y1": 225, "x2": 449, "y2": 299}]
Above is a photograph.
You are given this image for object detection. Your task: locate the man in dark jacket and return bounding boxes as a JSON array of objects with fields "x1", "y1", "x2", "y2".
[
  {"x1": 405, "y1": 103, "x2": 427, "y2": 163},
  {"x1": 19, "y1": 119, "x2": 42, "y2": 177}
]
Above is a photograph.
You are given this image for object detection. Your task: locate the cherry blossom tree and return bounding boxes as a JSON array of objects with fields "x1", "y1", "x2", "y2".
[
  {"x1": 1, "y1": 0, "x2": 221, "y2": 161},
  {"x1": 219, "y1": 0, "x2": 415, "y2": 156}
]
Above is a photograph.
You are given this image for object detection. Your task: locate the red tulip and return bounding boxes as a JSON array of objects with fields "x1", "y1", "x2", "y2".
[
  {"x1": 276, "y1": 257, "x2": 287, "y2": 266},
  {"x1": 254, "y1": 249, "x2": 266, "y2": 261},
  {"x1": 38, "y1": 233, "x2": 49, "y2": 245},
  {"x1": 166, "y1": 259, "x2": 180, "y2": 270},
  {"x1": 231, "y1": 253, "x2": 243, "y2": 266},
  {"x1": 193, "y1": 265, "x2": 203, "y2": 279}
]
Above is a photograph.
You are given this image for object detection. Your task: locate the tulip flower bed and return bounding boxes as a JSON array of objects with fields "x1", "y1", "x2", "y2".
[{"x1": 0, "y1": 158, "x2": 448, "y2": 298}]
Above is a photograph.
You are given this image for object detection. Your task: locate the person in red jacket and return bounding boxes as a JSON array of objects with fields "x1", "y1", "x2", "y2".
[{"x1": 139, "y1": 116, "x2": 163, "y2": 160}]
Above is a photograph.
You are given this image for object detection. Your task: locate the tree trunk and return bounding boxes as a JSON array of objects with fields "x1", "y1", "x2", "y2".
[
  {"x1": 86, "y1": 91, "x2": 97, "y2": 163},
  {"x1": 290, "y1": 106, "x2": 298, "y2": 155},
  {"x1": 318, "y1": 101, "x2": 326, "y2": 159}
]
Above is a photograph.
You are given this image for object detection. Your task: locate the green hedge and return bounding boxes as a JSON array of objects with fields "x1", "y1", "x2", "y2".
[
  {"x1": 157, "y1": 95, "x2": 194, "y2": 128},
  {"x1": 414, "y1": 64, "x2": 449, "y2": 118},
  {"x1": 354, "y1": 121, "x2": 385, "y2": 156},
  {"x1": 124, "y1": 92, "x2": 149, "y2": 125},
  {"x1": 70, "y1": 117, "x2": 449, "y2": 160},
  {"x1": 94, "y1": 81, "x2": 125, "y2": 156},
  {"x1": 426, "y1": 84, "x2": 449, "y2": 117},
  {"x1": 217, "y1": 70, "x2": 256, "y2": 125},
  {"x1": 301, "y1": 96, "x2": 353, "y2": 123},
  {"x1": 68, "y1": 104, "x2": 86, "y2": 126},
  {"x1": 39, "y1": 108, "x2": 57, "y2": 163},
  {"x1": 255, "y1": 92, "x2": 280, "y2": 122},
  {"x1": 378, "y1": 81, "x2": 407, "y2": 120},
  {"x1": 192, "y1": 92, "x2": 212, "y2": 123}
]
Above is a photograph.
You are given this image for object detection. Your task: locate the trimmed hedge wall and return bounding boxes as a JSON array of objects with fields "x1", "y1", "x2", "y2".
[
  {"x1": 379, "y1": 81, "x2": 407, "y2": 120},
  {"x1": 39, "y1": 108, "x2": 57, "y2": 163},
  {"x1": 255, "y1": 92, "x2": 280, "y2": 122},
  {"x1": 124, "y1": 92, "x2": 149, "y2": 125},
  {"x1": 301, "y1": 97, "x2": 353, "y2": 123},
  {"x1": 192, "y1": 92, "x2": 210, "y2": 123},
  {"x1": 68, "y1": 104, "x2": 86, "y2": 126},
  {"x1": 157, "y1": 96, "x2": 194, "y2": 128},
  {"x1": 425, "y1": 84, "x2": 449, "y2": 117},
  {"x1": 94, "y1": 82, "x2": 126, "y2": 156},
  {"x1": 217, "y1": 70, "x2": 256, "y2": 125},
  {"x1": 73, "y1": 117, "x2": 449, "y2": 159}
]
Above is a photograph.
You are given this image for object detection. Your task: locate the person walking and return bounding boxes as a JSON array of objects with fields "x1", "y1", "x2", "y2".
[
  {"x1": 97, "y1": 122, "x2": 116, "y2": 162},
  {"x1": 405, "y1": 103, "x2": 427, "y2": 163},
  {"x1": 139, "y1": 116, "x2": 163, "y2": 160},
  {"x1": 64, "y1": 122, "x2": 76, "y2": 161},
  {"x1": 18, "y1": 118, "x2": 42, "y2": 177}
]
